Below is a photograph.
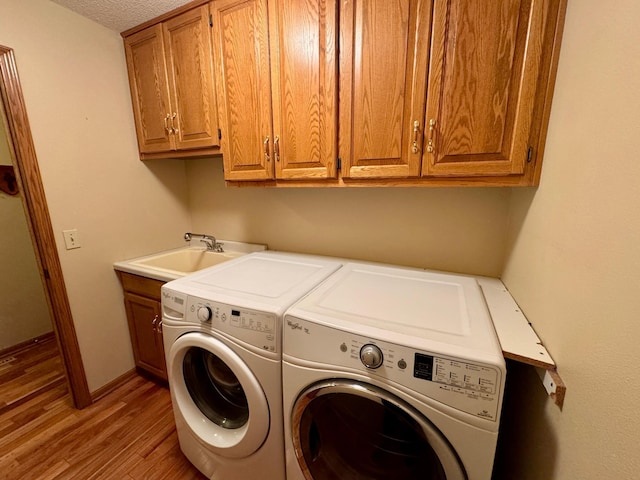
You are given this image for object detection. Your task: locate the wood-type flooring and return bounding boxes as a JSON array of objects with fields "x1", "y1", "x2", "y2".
[
  {"x1": 0, "y1": 369, "x2": 206, "y2": 479},
  {"x1": 0, "y1": 335, "x2": 66, "y2": 413}
]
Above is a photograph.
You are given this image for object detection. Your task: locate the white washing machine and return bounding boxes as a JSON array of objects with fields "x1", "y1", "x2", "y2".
[
  {"x1": 282, "y1": 262, "x2": 506, "y2": 480},
  {"x1": 161, "y1": 251, "x2": 343, "y2": 480}
]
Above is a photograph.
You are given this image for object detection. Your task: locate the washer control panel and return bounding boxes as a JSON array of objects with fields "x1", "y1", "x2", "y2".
[
  {"x1": 162, "y1": 288, "x2": 278, "y2": 353},
  {"x1": 284, "y1": 316, "x2": 504, "y2": 422},
  {"x1": 193, "y1": 300, "x2": 277, "y2": 352}
]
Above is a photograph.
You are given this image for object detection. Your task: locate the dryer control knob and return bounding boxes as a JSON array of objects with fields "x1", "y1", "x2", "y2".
[
  {"x1": 197, "y1": 306, "x2": 212, "y2": 322},
  {"x1": 360, "y1": 344, "x2": 383, "y2": 369}
]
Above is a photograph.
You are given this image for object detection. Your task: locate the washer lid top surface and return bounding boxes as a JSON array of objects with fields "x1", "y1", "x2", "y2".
[
  {"x1": 165, "y1": 251, "x2": 342, "y2": 311},
  {"x1": 287, "y1": 262, "x2": 501, "y2": 355}
]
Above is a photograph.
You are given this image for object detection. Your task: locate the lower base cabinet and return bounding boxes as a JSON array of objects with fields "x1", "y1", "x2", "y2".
[{"x1": 118, "y1": 272, "x2": 167, "y2": 381}]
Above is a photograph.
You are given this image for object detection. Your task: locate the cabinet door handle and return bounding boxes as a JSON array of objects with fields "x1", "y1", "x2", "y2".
[
  {"x1": 427, "y1": 118, "x2": 436, "y2": 153},
  {"x1": 164, "y1": 114, "x2": 171, "y2": 134},
  {"x1": 264, "y1": 136, "x2": 270, "y2": 162},
  {"x1": 151, "y1": 315, "x2": 158, "y2": 332},
  {"x1": 157, "y1": 319, "x2": 163, "y2": 335},
  {"x1": 412, "y1": 121, "x2": 420, "y2": 154},
  {"x1": 171, "y1": 112, "x2": 178, "y2": 134},
  {"x1": 274, "y1": 136, "x2": 280, "y2": 162}
]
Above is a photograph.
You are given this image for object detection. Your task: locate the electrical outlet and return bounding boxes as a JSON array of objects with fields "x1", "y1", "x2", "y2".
[{"x1": 62, "y1": 229, "x2": 81, "y2": 250}]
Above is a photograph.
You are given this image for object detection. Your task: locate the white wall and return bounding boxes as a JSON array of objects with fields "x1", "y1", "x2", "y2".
[
  {"x1": 0, "y1": 0, "x2": 191, "y2": 391},
  {"x1": 0, "y1": 114, "x2": 52, "y2": 350},
  {"x1": 499, "y1": 1, "x2": 640, "y2": 478}
]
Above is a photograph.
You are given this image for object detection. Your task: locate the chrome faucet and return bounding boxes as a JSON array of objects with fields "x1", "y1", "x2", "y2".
[{"x1": 184, "y1": 232, "x2": 224, "y2": 252}]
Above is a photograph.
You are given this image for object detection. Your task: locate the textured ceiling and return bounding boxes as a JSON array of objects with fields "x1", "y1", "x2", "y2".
[{"x1": 50, "y1": 0, "x2": 194, "y2": 32}]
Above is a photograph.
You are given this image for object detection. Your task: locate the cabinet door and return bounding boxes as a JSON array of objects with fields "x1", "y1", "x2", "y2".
[
  {"x1": 339, "y1": 0, "x2": 432, "y2": 178},
  {"x1": 422, "y1": 0, "x2": 549, "y2": 177},
  {"x1": 163, "y1": 6, "x2": 220, "y2": 151},
  {"x1": 124, "y1": 25, "x2": 173, "y2": 154},
  {"x1": 124, "y1": 292, "x2": 167, "y2": 380},
  {"x1": 212, "y1": 0, "x2": 275, "y2": 180},
  {"x1": 270, "y1": 0, "x2": 338, "y2": 179}
]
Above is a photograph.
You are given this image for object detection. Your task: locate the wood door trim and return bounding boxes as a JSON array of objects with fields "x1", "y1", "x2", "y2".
[{"x1": 0, "y1": 45, "x2": 91, "y2": 409}]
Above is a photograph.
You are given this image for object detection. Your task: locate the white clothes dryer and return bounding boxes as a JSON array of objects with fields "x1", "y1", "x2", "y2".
[
  {"x1": 282, "y1": 262, "x2": 506, "y2": 480},
  {"x1": 161, "y1": 251, "x2": 343, "y2": 480}
]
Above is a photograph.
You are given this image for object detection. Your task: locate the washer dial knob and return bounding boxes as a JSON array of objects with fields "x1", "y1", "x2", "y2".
[
  {"x1": 360, "y1": 344, "x2": 383, "y2": 369},
  {"x1": 197, "y1": 306, "x2": 212, "y2": 322}
]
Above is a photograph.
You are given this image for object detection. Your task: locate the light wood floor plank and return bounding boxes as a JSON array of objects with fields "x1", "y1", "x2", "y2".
[
  {"x1": 0, "y1": 336, "x2": 65, "y2": 412},
  {"x1": 0, "y1": 374, "x2": 206, "y2": 479}
]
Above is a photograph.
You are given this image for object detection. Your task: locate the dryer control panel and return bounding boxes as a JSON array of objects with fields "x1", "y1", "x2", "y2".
[{"x1": 284, "y1": 316, "x2": 504, "y2": 423}]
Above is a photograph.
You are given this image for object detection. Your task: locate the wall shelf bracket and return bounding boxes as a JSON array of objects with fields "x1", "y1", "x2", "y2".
[
  {"x1": 537, "y1": 367, "x2": 566, "y2": 409},
  {"x1": 476, "y1": 276, "x2": 566, "y2": 410}
]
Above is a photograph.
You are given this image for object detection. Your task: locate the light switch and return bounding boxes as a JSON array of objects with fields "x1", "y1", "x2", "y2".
[{"x1": 62, "y1": 229, "x2": 81, "y2": 250}]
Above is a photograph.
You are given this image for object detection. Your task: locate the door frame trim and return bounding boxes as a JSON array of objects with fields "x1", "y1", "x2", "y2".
[{"x1": 0, "y1": 45, "x2": 91, "y2": 408}]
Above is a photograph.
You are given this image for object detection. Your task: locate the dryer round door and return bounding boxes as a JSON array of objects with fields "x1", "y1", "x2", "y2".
[
  {"x1": 291, "y1": 380, "x2": 466, "y2": 480},
  {"x1": 168, "y1": 332, "x2": 269, "y2": 458}
]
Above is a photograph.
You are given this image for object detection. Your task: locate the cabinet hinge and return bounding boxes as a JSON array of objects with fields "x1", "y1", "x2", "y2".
[
  {"x1": 209, "y1": 14, "x2": 213, "y2": 27},
  {"x1": 218, "y1": 128, "x2": 222, "y2": 140},
  {"x1": 336, "y1": 157, "x2": 342, "y2": 171},
  {"x1": 527, "y1": 146, "x2": 534, "y2": 163}
]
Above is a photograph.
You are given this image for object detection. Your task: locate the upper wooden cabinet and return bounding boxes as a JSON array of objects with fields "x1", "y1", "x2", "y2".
[
  {"x1": 124, "y1": 0, "x2": 566, "y2": 185},
  {"x1": 340, "y1": 0, "x2": 565, "y2": 183},
  {"x1": 123, "y1": 5, "x2": 220, "y2": 160},
  {"x1": 422, "y1": 0, "x2": 550, "y2": 178},
  {"x1": 211, "y1": 0, "x2": 338, "y2": 181},
  {"x1": 339, "y1": 0, "x2": 432, "y2": 179},
  {"x1": 210, "y1": 0, "x2": 273, "y2": 180}
]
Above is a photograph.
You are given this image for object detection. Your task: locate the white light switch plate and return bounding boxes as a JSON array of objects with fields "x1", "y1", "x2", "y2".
[{"x1": 62, "y1": 229, "x2": 81, "y2": 250}]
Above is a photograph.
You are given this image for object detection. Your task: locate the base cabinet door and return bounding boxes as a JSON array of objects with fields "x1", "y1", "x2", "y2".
[
  {"x1": 119, "y1": 272, "x2": 167, "y2": 381},
  {"x1": 124, "y1": 292, "x2": 166, "y2": 381}
]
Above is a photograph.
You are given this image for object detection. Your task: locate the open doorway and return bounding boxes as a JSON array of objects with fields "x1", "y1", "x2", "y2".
[
  {"x1": 0, "y1": 103, "x2": 65, "y2": 409},
  {"x1": 0, "y1": 45, "x2": 91, "y2": 409}
]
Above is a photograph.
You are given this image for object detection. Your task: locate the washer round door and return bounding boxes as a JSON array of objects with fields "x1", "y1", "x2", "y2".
[
  {"x1": 168, "y1": 332, "x2": 269, "y2": 458},
  {"x1": 291, "y1": 380, "x2": 467, "y2": 480}
]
